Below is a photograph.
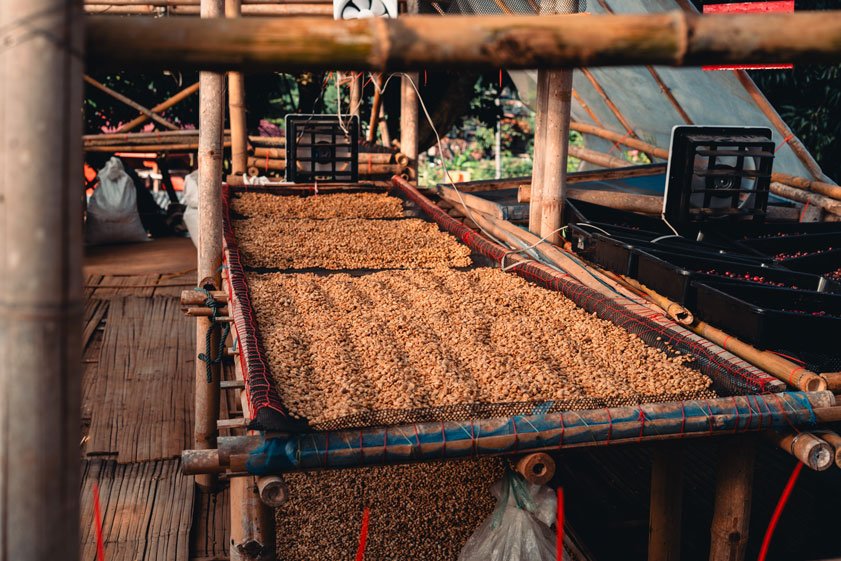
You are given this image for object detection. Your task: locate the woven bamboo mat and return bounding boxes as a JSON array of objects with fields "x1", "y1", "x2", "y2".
[
  {"x1": 80, "y1": 460, "x2": 193, "y2": 561},
  {"x1": 86, "y1": 272, "x2": 197, "y2": 299},
  {"x1": 86, "y1": 296, "x2": 195, "y2": 463},
  {"x1": 190, "y1": 487, "x2": 230, "y2": 561}
]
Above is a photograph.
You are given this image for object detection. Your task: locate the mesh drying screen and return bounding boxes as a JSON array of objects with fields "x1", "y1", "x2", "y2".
[{"x1": 445, "y1": 0, "x2": 585, "y2": 15}]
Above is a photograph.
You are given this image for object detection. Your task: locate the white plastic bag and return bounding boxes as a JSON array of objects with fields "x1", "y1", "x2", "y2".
[
  {"x1": 86, "y1": 157, "x2": 148, "y2": 244},
  {"x1": 182, "y1": 170, "x2": 200, "y2": 247},
  {"x1": 459, "y1": 470, "x2": 565, "y2": 561}
]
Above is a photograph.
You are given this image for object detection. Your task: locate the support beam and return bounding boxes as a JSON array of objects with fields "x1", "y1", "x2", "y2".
[
  {"x1": 349, "y1": 71, "x2": 362, "y2": 117},
  {"x1": 709, "y1": 436, "x2": 756, "y2": 561},
  {"x1": 195, "y1": 0, "x2": 225, "y2": 490},
  {"x1": 528, "y1": 70, "x2": 548, "y2": 234},
  {"x1": 230, "y1": 476, "x2": 276, "y2": 561},
  {"x1": 649, "y1": 445, "x2": 683, "y2": 561},
  {"x1": 226, "y1": 0, "x2": 249, "y2": 175},
  {"x1": 85, "y1": 12, "x2": 841, "y2": 72},
  {"x1": 0, "y1": 1, "x2": 83, "y2": 560}
]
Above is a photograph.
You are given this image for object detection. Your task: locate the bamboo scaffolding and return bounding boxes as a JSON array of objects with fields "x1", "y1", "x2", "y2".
[
  {"x1": 771, "y1": 182, "x2": 841, "y2": 218},
  {"x1": 84, "y1": 75, "x2": 179, "y2": 130},
  {"x1": 181, "y1": 391, "x2": 834, "y2": 475},
  {"x1": 86, "y1": 141, "x2": 232, "y2": 152},
  {"x1": 529, "y1": 70, "x2": 548, "y2": 233},
  {"x1": 117, "y1": 81, "x2": 200, "y2": 132},
  {"x1": 539, "y1": 67, "x2": 573, "y2": 243},
  {"x1": 86, "y1": 12, "x2": 841, "y2": 71},
  {"x1": 367, "y1": 73, "x2": 385, "y2": 144},
  {"x1": 1, "y1": 0, "x2": 84, "y2": 558},
  {"x1": 245, "y1": 157, "x2": 405, "y2": 175},
  {"x1": 195, "y1": 0, "x2": 225, "y2": 490}
]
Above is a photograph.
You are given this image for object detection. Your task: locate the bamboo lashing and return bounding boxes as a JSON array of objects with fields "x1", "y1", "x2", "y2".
[{"x1": 86, "y1": 12, "x2": 841, "y2": 72}]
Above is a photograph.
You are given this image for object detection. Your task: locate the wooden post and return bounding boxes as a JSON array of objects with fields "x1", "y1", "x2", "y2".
[
  {"x1": 226, "y1": 0, "x2": 249, "y2": 175},
  {"x1": 528, "y1": 70, "x2": 548, "y2": 234},
  {"x1": 231, "y1": 476, "x2": 276, "y2": 561},
  {"x1": 400, "y1": 72, "x2": 418, "y2": 179},
  {"x1": 195, "y1": 0, "x2": 225, "y2": 490},
  {"x1": 0, "y1": 1, "x2": 84, "y2": 560},
  {"x1": 649, "y1": 444, "x2": 683, "y2": 561},
  {"x1": 709, "y1": 435, "x2": 756, "y2": 561},
  {"x1": 349, "y1": 71, "x2": 362, "y2": 117},
  {"x1": 539, "y1": 68, "x2": 573, "y2": 243}
]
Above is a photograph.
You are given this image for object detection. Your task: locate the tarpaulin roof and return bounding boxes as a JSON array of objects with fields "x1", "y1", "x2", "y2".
[{"x1": 447, "y1": 0, "x2": 833, "y2": 183}]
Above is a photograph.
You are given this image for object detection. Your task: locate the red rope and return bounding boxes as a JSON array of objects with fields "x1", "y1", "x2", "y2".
[
  {"x1": 355, "y1": 507, "x2": 371, "y2": 561},
  {"x1": 758, "y1": 462, "x2": 804, "y2": 561},
  {"x1": 556, "y1": 487, "x2": 565, "y2": 561},
  {"x1": 93, "y1": 482, "x2": 107, "y2": 561}
]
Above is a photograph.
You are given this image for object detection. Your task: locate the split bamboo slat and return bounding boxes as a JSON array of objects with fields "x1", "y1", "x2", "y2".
[
  {"x1": 80, "y1": 460, "x2": 194, "y2": 561},
  {"x1": 85, "y1": 12, "x2": 841, "y2": 71},
  {"x1": 191, "y1": 486, "x2": 231, "y2": 561},
  {"x1": 86, "y1": 297, "x2": 195, "y2": 463}
]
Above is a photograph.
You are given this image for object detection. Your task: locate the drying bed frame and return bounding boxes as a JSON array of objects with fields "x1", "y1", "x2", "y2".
[{"x1": 215, "y1": 180, "x2": 829, "y2": 475}]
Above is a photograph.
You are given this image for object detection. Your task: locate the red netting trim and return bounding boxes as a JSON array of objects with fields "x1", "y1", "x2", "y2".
[
  {"x1": 221, "y1": 184, "x2": 291, "y2": 426},
  {"x1": 390, "y1": 176, "x2": 781, "y2": 396}
]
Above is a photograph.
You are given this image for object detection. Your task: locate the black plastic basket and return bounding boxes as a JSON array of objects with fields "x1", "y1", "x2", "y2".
[
  {"x1": 635, "y1": 248, "x2": 839, "y2": 307},
  {"x1": 692, "y1": 280, "x2": 841, "y2": 351}
]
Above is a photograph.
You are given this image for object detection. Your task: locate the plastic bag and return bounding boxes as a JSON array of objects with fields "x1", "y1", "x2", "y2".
[
  {"x1": 182, "y1": 170, "x2": 200, "y2": 247},
  {"x1": 86, "y1": 157, "x2": 148, "y2": 244},
  {"x1": 459, "y1": 470, "x2": 565, "y2": 561}
]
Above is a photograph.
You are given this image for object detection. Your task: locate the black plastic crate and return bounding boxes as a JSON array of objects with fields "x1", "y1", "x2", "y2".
[
  {"x1": 707, "y1": 220, "x2": 841, "y2": 240},
  {"x1": 567, "y1": 224, "x2": 639, "y2": 276},
  {"x1": 566, "y1": 199, "x2": 671, "y2": 233},
  {"x1": 635, "y1": 249, "x2": 839, "y2": 307},
  {"x1": 692, "y1": 280, "x2": 841, "y2": 350}
]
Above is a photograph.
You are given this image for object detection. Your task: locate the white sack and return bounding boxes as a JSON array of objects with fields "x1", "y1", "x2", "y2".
[{"x1": 86, "y1": 157, "x2": 148, "y2": 245}]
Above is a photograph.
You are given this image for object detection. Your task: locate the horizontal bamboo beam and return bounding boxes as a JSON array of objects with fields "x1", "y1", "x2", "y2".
[
  {"x1": 85, "y1": 141, "x2": 231, "y2": 152},
  {"x1": 771, "y1": 182, "x2": 841, "y2": 218},
  {"x1": 180, "y1": 391, "x2": 835, "y2": 474},
  {"x1": 769, "y1": 431, "x2": 834, "y2": 471},
  {"x1": 86, "y1": 11, "x2": 841, "y2": 71}
]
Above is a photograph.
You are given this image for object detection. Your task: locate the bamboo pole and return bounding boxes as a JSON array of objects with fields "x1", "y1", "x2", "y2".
[
  {"x1": 400, "y1": 72, "x2": 419, "y2": 179},
  {"x1": 117, "y1": 81, "x2": 200, "y2": 132},
  {"x1": 529, "y1": 70, "x2": 548, "y2": 234},
  {"x1": 367, "y1": 73, "x2": 385, "y2": 144},
  {"x1": 773, "y1": 174, "x2": 841, "y2": 202},
  {"x1": 649, "y1": 444, "x2": 682, "y2": 561},
  {"x1": 515, "y1": 453, "x2": 555, "y2": 485},
  {"x1": 172, "y1": 3, "x2": 333, "y2": 15},
  {"x1": 181, "y1": 392, "x2": 834, "y2": 474},
  {"x1": 85, "y1": 12, "x2": 841, "y2": 72},
  {"x1": 84, "y1": 75, "x2": 179, "y2": 130},
  {"x1": 820, "y1": 372, "x2": 841, "y2": 392},
  {"x1": 86, "y1": 141, "x2": 231, "y2": 152},
  {"x1": 770, "y1": 431, "x2": 834, "y2": 471},
  {"x1": 709, "y1": 435, "x2": 756, "y2": 561},
  {"x1": 540, "y1": 66, "x2": 574, "y2": 244},
  {"x1": 227, "y1": 0, "x2": 249, "y2": 176},
  {"x1": 614, "y1": 275, "x2": 827, "y2": 393},
  {"x1": 349, "y1": 72, "x2": 362, "y2": 117},
  {"x1": 771, "y1": 182, "x2": 841, "y2": 218},
  {"x1": 246, "y1": 157, "x2": 404, "y2": 175},
  {"x1": 568, "y1": 144, "x2": 629, "y2": 169},
  {"x1": 195, "y1": 0, "x2": 225, "y2": 490},
  {"x1": 0, "y1": 1, "x2": 83, "y2": 559},
  {"x1": 230, "y1": 477, "x2": 276, "y2": 561},
  {"x1": 256, "y1": 476, "x2": 289, "y2": 507},
  {"x1": 248, "y1": 135, "x2": 284, "y2": 146}
]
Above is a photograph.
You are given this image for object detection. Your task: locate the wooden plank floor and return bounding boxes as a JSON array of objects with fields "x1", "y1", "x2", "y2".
[
  {"x1": 80, "y1": 460, "x2": 194, "y2": 561},
  {"x1": 81, "y1": 238, "x2": 230, "y2": 561}
]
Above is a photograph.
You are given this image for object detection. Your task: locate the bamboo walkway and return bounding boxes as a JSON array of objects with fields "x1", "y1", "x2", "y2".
[{"x1": 80, "y1": 238, "x2": 231, "y2": 561}]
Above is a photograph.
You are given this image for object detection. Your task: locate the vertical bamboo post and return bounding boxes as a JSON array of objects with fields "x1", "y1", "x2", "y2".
[
  {"x1": 226, "y1": 0, "x2": 248, "y2": 176},
  {"x1": 196, "y1": 0, "x2": 225, "y2": 490},
  {"x1": 528, "y1": 70, "x2": 548, "y2": 234},
  {"x1": 0, "y1": 1, "x2": 83, "y2": 559},
  {"x1": 649, "y1": 444, "x2": 683, "y2": 561},
  {"x1": 400, "y1": 72, "x2": 419, "y2": 179},
  {"x1": 349, "y1": 72, "x2": 362, "y2": 117},
  {"x1": 539, "y1": 67, "x2": 573, "y2": 243},
  {"x1": 231, "y1": 476, "x2": 276, "y2": 561},
  {"x1": 709, "y1": 436, "x2": 756, "y2": 561}
]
